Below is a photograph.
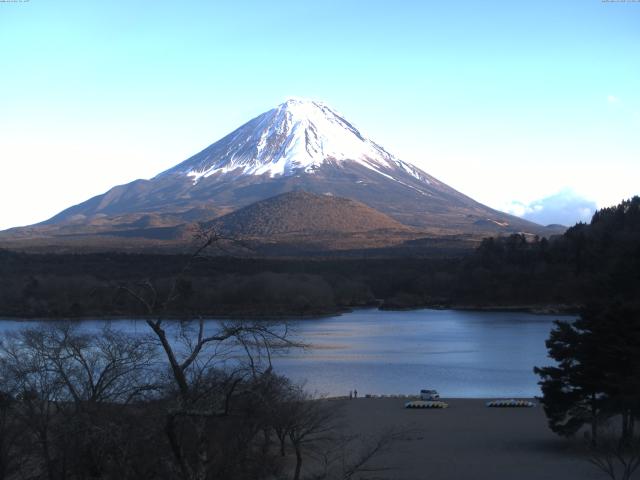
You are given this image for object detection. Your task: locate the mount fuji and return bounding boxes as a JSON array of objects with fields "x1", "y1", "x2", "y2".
[
  {"x1": 2, "y1": 98, "x2": 558, "y2": 251},
  {"x1": 166, "y1": 98, "x2": 428, "y2": 182}
]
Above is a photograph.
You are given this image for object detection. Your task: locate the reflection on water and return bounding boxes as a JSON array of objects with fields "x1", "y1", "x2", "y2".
[
  {"x1": 274, "y1": 309, "x2": 572, "y2": 398},
  {"x1": 0, "y1": 308, "x2": 573, "y2": 398}
]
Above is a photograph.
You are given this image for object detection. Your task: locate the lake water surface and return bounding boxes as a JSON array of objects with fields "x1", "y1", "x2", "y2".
[{"x1": 0, "y1": 309, "x2": 573, "y2": 398}]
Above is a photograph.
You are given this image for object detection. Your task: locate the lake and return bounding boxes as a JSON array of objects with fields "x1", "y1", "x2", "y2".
[{"x1": 0, "y1": 308, "x2": 573, "y2": 398}]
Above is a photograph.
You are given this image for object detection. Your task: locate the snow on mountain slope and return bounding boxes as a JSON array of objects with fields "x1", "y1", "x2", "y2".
[{"x1": 161, "y1": 98, "x2": 431, "y2": 185}]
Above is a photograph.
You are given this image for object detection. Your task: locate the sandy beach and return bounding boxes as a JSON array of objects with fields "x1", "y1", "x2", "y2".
[{"x1": 333, "y1": 398, "x2": 601, "y2": 480}]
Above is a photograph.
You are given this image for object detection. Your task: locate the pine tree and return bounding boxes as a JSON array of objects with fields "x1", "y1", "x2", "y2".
[
  {"x1": 535, "y1": 303, "x2": 640, "y2": 445},
  {"x1": 534, "y1": 315, "x2": 607, "y2": 444}
]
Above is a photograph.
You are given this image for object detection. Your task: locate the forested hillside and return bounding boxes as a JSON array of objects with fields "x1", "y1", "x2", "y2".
[{"x1": 1, "y1": 197, "x2": 638, "y2": 318}]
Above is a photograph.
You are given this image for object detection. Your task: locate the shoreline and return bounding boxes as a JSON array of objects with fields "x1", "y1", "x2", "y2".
[
  {"x1": 381, "y1": 303, "x2": 580, "y2": 315},
  {"x1": 0, "y1": 303, "x2": 579, "y2": 322},
  {"x1": 325, "y1": 395, "x2": 540, "y2": 401},
  {"x1": 0, "y1": 308, "x2": 352, "y2": 323}
]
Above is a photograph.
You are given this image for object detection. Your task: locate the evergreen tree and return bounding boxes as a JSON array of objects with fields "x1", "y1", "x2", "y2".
[
  {"x1": 535, "y1": 303, "x2": 640, "y2": 445},
  {"x1": 534, "y1": 314, "x2": 607, "y2": 444},
  {"x1": 592, "y1": 304, "x2": 640, "y2": 443}
]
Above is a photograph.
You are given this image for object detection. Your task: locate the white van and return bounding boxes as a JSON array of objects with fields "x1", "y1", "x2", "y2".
[{"x1": 420, "y1": 389, "x2": 440, "y2": 401}]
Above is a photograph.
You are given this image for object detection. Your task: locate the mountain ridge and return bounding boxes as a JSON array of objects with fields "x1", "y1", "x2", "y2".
[{"x1": 1, "y1": 98, "x2": 564, "y2": 251}]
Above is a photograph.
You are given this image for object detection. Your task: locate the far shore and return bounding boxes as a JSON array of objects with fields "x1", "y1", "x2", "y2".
[
  {"x1": 380, "y1": 303, "x2": 581, "y2": 315},
  {"x1": 0, "y1": 303, "x2": 579, "y2": 322},
  {"x1": 328, "y1": 397, "x2": 599, "y2": 480}
]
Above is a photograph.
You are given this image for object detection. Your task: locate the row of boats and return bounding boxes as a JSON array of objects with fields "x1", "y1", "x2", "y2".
[{"x1": 404, "y1": 390, "x2": 536, "y2": 409}]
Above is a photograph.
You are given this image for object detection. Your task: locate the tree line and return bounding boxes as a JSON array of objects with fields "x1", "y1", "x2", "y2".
[
  {"x1": 3, "y1": 197, "x2": 638, "y2": 318},
  {"x1": 533, "y1": 197, "x2": 640, "y2": 480}
]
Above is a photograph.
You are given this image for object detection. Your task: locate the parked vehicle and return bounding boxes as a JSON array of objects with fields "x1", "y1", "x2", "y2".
[{"x1": 420, "y1": 389, "x2": 440, "y2": 401}]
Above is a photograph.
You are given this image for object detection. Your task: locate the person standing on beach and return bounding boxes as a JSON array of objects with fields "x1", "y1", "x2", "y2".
[{"x1": 354, "y1": 389, "x2": 358, "y2": 398}]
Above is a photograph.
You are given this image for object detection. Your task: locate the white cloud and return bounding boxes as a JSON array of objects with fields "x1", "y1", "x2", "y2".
[
  {"x1": 607, "y1": 94, "x2": 619, "y2": 103},
  {"x1": 505, "y1": 189, "x2": 598, "y2": 227}
]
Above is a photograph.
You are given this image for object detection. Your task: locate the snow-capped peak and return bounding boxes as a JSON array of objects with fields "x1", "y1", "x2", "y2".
[{"x1": 163, "y1": 98, "x2": 430, "y2": 185}]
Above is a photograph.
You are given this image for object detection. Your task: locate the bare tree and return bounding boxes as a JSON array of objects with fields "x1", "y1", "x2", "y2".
[
  {"x1": 144, "y1": 318, "x2": 296, "y2": 480},
  {"x1": 1, "y1": 327, "x2": 74, "y2": 480},
  {"x1": 589, "y1": 422, "x2": 640, "y2": 480},
  {"x1": 311, "y1": 429, "x2": 402, "y2": 480},
  {"x1": 0, "y1": 324, "x2": 159, "y2": 480},
  {"x1": 118, "y1": 226, "x2": 302, "y2": 480},
  {"x1": 283, "y1": 390, "x2": 342, "y2": 480},
  {"x1": 19, "y1": 324, "x2": 158, "y2": 405},
  {"x1": 0, "y1": 391, "x2": 24, "y2": 480}
]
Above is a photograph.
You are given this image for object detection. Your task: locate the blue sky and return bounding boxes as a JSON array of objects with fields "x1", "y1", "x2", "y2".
[{"x1": 1, "y1": 0, "x2": 639, "y2": 229}]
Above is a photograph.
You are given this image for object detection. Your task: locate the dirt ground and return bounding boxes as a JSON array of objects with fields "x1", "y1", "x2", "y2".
[{"x1": 331, "y1": 398, "x2": 603, "y2": 480}]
